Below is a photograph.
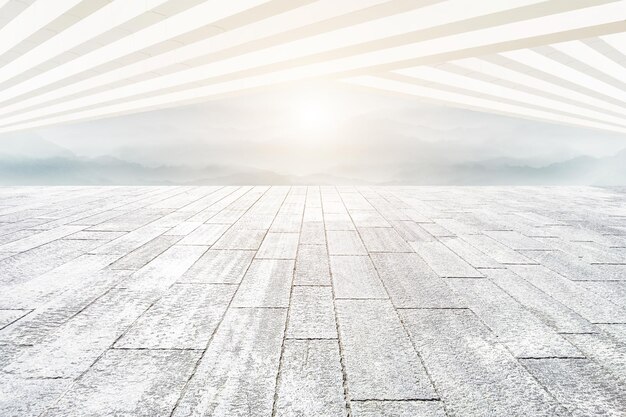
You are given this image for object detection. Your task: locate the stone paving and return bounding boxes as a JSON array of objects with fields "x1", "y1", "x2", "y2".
[{"x1": 0, "y1": 185, "x2": 625, "y2": 417}]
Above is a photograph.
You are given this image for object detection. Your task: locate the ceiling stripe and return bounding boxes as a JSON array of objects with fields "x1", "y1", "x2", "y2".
[{"x1": 0, "y1": 0, "x2": 624, "y2": 133}]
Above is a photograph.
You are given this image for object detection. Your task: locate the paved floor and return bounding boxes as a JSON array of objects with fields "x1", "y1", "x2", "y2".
[{"x1": 0, "y1": 186, "x2": 625, "y2": 417}]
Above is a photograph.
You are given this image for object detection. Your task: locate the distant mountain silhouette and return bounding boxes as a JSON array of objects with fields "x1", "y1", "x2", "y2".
[{"x1": 0, "y1": 135, "x2": 625, "y2": 185}]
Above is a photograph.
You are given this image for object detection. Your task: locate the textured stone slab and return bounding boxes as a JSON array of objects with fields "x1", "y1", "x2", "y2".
[
  {"x1": 180, "y1": 249, "x2": 254, "y2": 284},
  {"x1": 460, "y1": 234, "x2": 535, "y2": 264},
  {"x1": 0, "y1": 309, "x2": 29, "y2": 330},
  {"x1": 116, "y1": 284, "x2": 234, "y2": 349},
  {"x1": 440, "y1": 236, "x2": 502, "y2": 268},
  {"x1": 164, "y1": 221, "x2": 203, "y2": 236},
  {"x1": 232, "y1": 259, "x2": 294, "y2": 307},
  {"x1": 485, "y1": 230, "x2": 548, "y2": 250},
  {"x1": 327, "y1": 231, "x2": 367, "y2": 255},
  {"x1": 351, "y1": 400, "x2": 446, "y2": 417},
  {"x1": 0, "y1": 376, "x2": 72, "y2": 417},
  {"x1": 109, "y1": 235, "x2": 181, "y2": 270},
  {"x1": 410, "y1": 241, "x2": 483, "y2": 278},
  {"x1": 270, "y1": 213, "x2": 302, "y2": 232},
  {"x1": 275, "y1": 340, "x2": 345, "y2": 417},
  {"x1": 287, "y1": 286, "x2": 336, "y2": 339},
  {"x1": 172, "y1": 308, "x2": 286, "y2": 417},
  {"x1": 0, "y1": 269, "x2": 131, "y2": 345},
  {"x1": 123, "y1": 245, "x2": 207, "y2": 292},
  {"x1": 324, "y1": 213, "x2": 356, "y2": 231},
  {"x1": 563, "y1": 333, "x2": 626, "y2": 386},
  {"x1": 371, "y1": 252, "x2": 463, "y2": 308},
  {"x1": 484, "y1": 269, "x2": 596, "y2": 333},
  {"x1": 212, "y1": 228, "x2": 266, "y2": 249},
  {"x1": 524, "y1": 250, "x2": 626, "y2": 281},
  {"x1": 4, "y1": 289, "x2": 153, "y2": 378},
  {"x1": 522, "y1": 358, "x2": 626, "y2": 417},
  {"x1": 294, "y1": 244, "x2": 331, "y2": 285},
  {"x1": 89, "y1": 224, "x2": 168, "y2": 256},
  {"x1": 401, "y1": 309, "x2": 567, "y2": 417},
  {"x1": 43, "y1": 349, "x2": 200, "y2": 417},
  {"x1": 509, "y1": 265, "x2": 626, "y2": 323},
  {"x1": 389, "y1": 220, "x2": 435, "y2": 242},
  {"x1": 330, "y1": 255, "x2": 387, "y2": 299},
  {"x1": 350, "y1": 210, "x2": 390, "y2": 228},
  {"x1": 256, "y1": 232, "x2": 299, "y2": 259},
  {"x1": 447, "y1": 279, "x2": 581, "y2": 358},
  {"x1": 336, "y1": 300, "x2": 437, "y2": 400},
  {"x1": 299, "y1": 221, "x2": 325, "y2": 245},
  {"x1": 0, "y1": 253, "x2": 120, "y2": 309},
  {"x1": 0, "y1": 225, "x2": 85, "y2": 252},
  {"x1": 178, "y1": 223, "x2": 230, "y2": 245},
  {"x1": 581, "y1": 281, "x2": 626, "y2": 308},
  {"x1": 358, "y1": 227, "x2": 412, "y2": 252}
]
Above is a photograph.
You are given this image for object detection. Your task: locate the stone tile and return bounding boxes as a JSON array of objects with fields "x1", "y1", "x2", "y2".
[
  {"x1": 0, "y1": 225, "x2": 85, "y2": 252},
  {"x1": 0, "y1": 376, "x2": 72, "y2": 417},
  {"x1": 484, "y1": 268, "x2": 596, "y2": 333},
  {"x1": 336, "y1": 300, "x2": 437, "y2": 400},
  {"x1": 401, "y1": 309, "x2": 567, "y2": 417},
  {"x1": 324, "y1": 213, "x2": 355, "y2": 231},
  {"x1": 0, "y1": 309, "x2": 29, "y2": 330},
  {"x1": 116, "y1": 284, "x2": 234, "y2": 349},
  {"x1": 509, "y1": 265, "x2": 626, "y2": 324},
  {"x1": 212, "y1": 228, "x2": 266, "y2": 250},
  {"x1": 330, "y1": 255, "x2": 387, "y2": 299},
  {"x1": 327, "y1": 230, "x2": 367, "y2": 256},
  {"x1": 389, "y1": 220, "x2": 435, "y2": 242},
  {"x1": 522, "y1": 358, "x2": 626, "y2": 417},
  {"x1": 580, "y1": 281, "x2": 626, "y2": 308},
  {"x1": 410, "y1": 241, "x2": 483, "y2": 278},
  {"x1": 563, "y1": 333, "x2": 626, "y2": 385},
  {"x1": 179, "y1": 223, "x2": 230, "y2": 245},
  {"x1": 122, "y1": 245, "x2": 207, "y2": 292},
  {"x1": 447, "y1": 279, "x2": 581, "y2": 358},
  {"x1": 179, "y1": 249, "x2": 254, "y2": 284},
  {"x1": 351, "y1": 400, "x2": 446, "y2": 417},
  {"x1": 275, "y1": 340, "x2": 345, "y2": 417},
  {"x1": 440, "y1": 236, "x2": 502, "y2": 268},
  {"x1": 460, "y1": 234, "x2": 535, "y2": 264},
  {"x1": 287, "y1": 286, "x2": 336, "y2": 339},
  {"x1": 232, "y1": 259, "x2": 294, "y2": 307},
  {"x1": 524, "y1": 250, "x2": 626, "y2": 281},
  {"x1": 485, "y1": 230, "x2": 548, "y2": 250},
  {"x1": 371, "y1": 252, "x2": 463, "y2": 308},
  {"x1": 172, "y1": 308, "x2": 286, "y2": 417},
  {"x1": 358, "y1": 227, "x2": 412, "y2": 252},
  {"x1": 299, "y1": 221, "x2": 325, "y2": 245},
  {"x1": 294, "y1": 244, "x2": 331, "y2": 285},
  {"x1": 350, "y1": 210, "x2": 390, "y2": 228},
  {"x1": 256, "y1": 232, "x2": 299, "y2": 259},
  {"x1": 43, "y1": 350, "x2": 200, "y2": 417},
  {"x1": 4, "y1": 289, "x2": 153, "y2": 378},
  {"x1": 109, "y1": 235, "x2": 181, "y2": 270}
]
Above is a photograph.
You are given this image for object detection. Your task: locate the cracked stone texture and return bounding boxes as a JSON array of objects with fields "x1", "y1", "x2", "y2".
[{"x1": 1, "y1": 185, "x2": 625, "y2": 416}]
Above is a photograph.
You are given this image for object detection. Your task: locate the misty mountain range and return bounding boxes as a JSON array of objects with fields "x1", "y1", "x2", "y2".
[{"x1": 1, "y1": 135, "x2": 626, "y2": 185}]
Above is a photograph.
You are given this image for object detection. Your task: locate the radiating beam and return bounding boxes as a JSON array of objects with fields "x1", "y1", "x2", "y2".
[{"x1": 0, "y1": 0, "x2": 622, "y2": 131}]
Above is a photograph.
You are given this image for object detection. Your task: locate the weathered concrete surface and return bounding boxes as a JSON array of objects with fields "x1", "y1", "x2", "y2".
[{"x1": 1, "y1": 185, "x2": 625, "y2": 416}]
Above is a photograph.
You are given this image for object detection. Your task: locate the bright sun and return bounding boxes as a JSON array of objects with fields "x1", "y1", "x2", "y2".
[{"x1": 292, "y1": 92, "x2": 338, "y2": 132}]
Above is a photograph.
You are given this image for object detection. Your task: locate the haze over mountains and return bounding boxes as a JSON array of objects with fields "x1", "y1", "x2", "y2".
[{"x1": 1, "y1": 134, "x2": 625, "y2": 186}]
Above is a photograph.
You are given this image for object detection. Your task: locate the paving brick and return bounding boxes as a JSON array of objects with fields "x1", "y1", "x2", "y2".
[
  {"x1": 330, "y1": 255, "x2": 387, "y2": 299},
  {"x1": 336, "y1": 300, "x2": 436, "y2": 400},
  {"x1": 401, "y1": 309, "x2": 568, "y2": 417},
  {"x1": 522, "y1": 358, "x2": 626, "y2": 417},
  {"x1": 179, "y1": 249, "x2": 254, "y2": 284},
  {"x1": 294, "y1": 244, "x2": 331, "y2": 285},
  {"x1": 43, "y1": 350, "x2": 200, "y2": 417},
  {"x1": 286, "y1": 286, "x2": 336, "y2": 339},
  {"x1": 256, "y1": 232, "x2": 299, "y2": 259},
  {"x1": 275, "y1": 340, "x2": 345, "y2": 417},
  {"x1": 172, "y1": 308, "x2": 286, "y2": 417},
  {"x1": 410, "y1": 241, "x2": 483, "y2": 278},
  {"x1": 327, "y1": 230, "x2": 367, "y2": 255},
  {"x1": 232, "y1": 259, "x2": 294, "y2": 307}
]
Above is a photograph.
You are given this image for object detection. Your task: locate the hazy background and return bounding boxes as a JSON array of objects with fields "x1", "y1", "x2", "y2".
[{"x1": 1, "y1": 82, "x2": 625, "y2": 185}]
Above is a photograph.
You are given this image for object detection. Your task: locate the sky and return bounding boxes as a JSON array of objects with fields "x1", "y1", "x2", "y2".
[{"x1": 1, "y1": 81, "x2": 625, "y2": 184}]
